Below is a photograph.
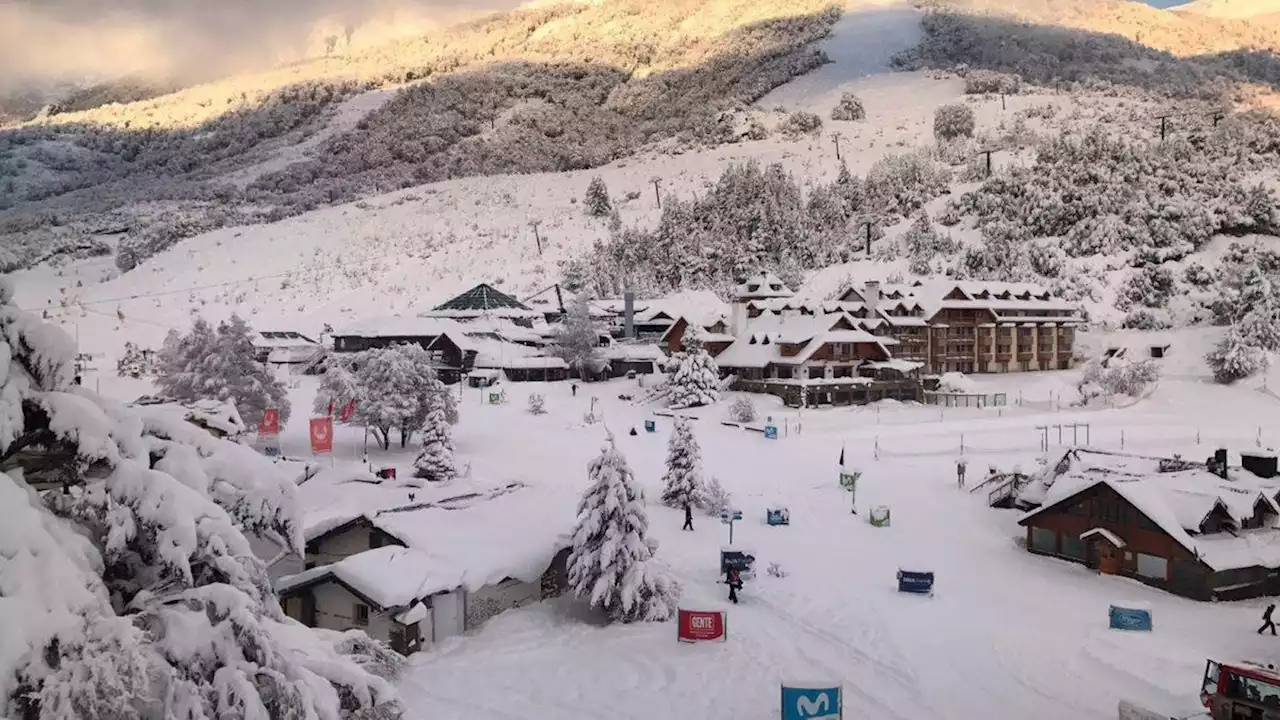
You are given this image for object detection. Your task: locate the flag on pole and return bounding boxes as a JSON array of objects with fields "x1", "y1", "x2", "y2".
[
  {"x1": 327, "y1": 399, "x2": 334, "y2": 417},
  {"x1": 838, "y1": 443, "x2": 859, "y2": 514},
  {"x1": 839, "y1": 445, "x2": 845, "y2": 468},
  {"x1": 339, "y1": 398, "x2": 357, "y2": 422}
]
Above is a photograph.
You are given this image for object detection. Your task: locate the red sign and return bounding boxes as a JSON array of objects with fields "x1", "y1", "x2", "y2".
[
  {"x1": 259, "y1": 408, "x2": 280, "y2": 436},
  {"x1": 339, "y1": 398, "x2": 357, "y2": 423},
  {"x1": 309, "y1": 416, "x2": 334, "y2": 454},
  {"x1": 677, "y1": 608, "x2": 726, "y2": 643}
]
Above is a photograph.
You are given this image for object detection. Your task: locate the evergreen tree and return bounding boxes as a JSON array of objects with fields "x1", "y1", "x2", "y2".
[
  {"x1": 1238, "y1": 269, "x2": 1280, "y2": 352},
  {"x1": 584, "y1": 176, "x2": 612, "y2": 217},
  {"x1": 553, "y1": 295, "x2": 606, "y2": 381},
  {"x1": 666, "y1": 325, "x2": 721, "y2": 409},
  {"x1": 1206, "y1": 325, "x2": 1267, "y2": 384},
  {"x1": 156, "y1": 314, "x2": 290, "y2": 429},
  {"x1": 661, "y1": 417, "x2": 706, "y2": 509},
  {"x1": 567, "y1": 434, "x2": 679, "y2": 623},
  {"x1": 412, "y1": 391, "x2": 455, "y2": 482},
  {"x1": 0, "y1": 279, "x2": 400, "y2": 719}
]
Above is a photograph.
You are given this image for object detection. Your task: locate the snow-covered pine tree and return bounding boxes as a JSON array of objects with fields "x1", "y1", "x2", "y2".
[
  {"x1": 398, "y1": 343, "x2": 457, "y2": 447},
  {"x1": 1206, "y1": 325, "x2": 1267, "y2": 384},
  {"x1": 702, "y1": 475, "x2": 732, "y2": 517},
  {"x1": 412, "y1": 389, "x2": 455, "y2": 482},
  {"x1": 155, "y1": 314, "x2": 291, "y2": 429},
  {"x1": 584, "y1": 176, "x2": 612, "y2": 217},
  {"x1": 1238, "y1": 269, "x2": 1280, "y2": 352},
  {"x1": 553, "y1": 294, "x2": 606, "y2": 381},
  {"x1": 0, "y1": 279, "x2": 401, "y2": 719},
  {"x1": 660, "y1": 416, "x2": 705, "y2": 509},
  {"x1": 666, "y1": 325, "x2": 721, "y2": 409},
  {"x1": 567, "y1": 434, "x2": 679, "y2": 623}
]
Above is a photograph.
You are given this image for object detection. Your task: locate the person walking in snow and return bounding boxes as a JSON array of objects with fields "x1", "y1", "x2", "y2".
[
  {"x1": 682, "y1": 502, "x2": 694, "y2": 531},
  {"x1": 957, "y1": 458, "x2": 968, "y2": 489},
  {"x1": 571, "y1": 383, "x2": 578, "y2": 398},
  {"x1": 1260, "y1": 604, "x2": 1277, "y2": 635},
  {"x1": 726, "y1": 567, "x2": 742, "y2": 604}
]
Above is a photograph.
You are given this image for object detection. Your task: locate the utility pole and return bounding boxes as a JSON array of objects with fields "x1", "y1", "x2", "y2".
[
  {"x1": 651, "y1": 178, "x2": 662, "y2": 209},
  {"x1": 1211, "y1": 110, "x2": 1225, "y2": 127},
  {"x1": 1155, "y1": 114, "x2": 1172, "y2": 142},
  {"x1": 978, "y1": 149, "x2": 995, "y2": 178},
  {"x1": 529, "y1": 221, "x2": 543, "y2": 255},
  {"x1": 864, "y1": 221, "x2": 874, "y2": 256},
  {"x1": 832, "y1": 132, "x2": 843, "y2": 161},
  {"x1": 1000, "y1": 93, "x2": 1006, "y2": 111}
]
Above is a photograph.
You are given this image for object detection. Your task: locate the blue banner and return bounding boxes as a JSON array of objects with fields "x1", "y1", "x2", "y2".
[
  {"x1": 644, "y1": 420, "x2": 656, "y2": 432},
  {"x1": 1109, "y1": 605, "x2": 1152, "y2": 632},
  {"x1": 767, "y1": 509, "x2": 790, "y2": 526},
  {"x1": 897, "y1": 570, "x2": 934, "y2": 595},
  {"x1": 765, "y1": 425, "x2": 778, "y2": 439},
  {"x1": 780, "y1": 684, "x2": 841, "y2": 720}
]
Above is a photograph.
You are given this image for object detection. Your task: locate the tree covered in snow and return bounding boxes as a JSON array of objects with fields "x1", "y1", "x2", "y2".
[
  {"x1": 155, "y1": 314, "x2": 291, "y2": 430},
  {"x1": 0, "y1": 279, "x2": 400, "y2": 719},
  {"x1": 934, "y1": 103, "x2": 976, "y2": 140},
  {"x1": 830, "y1": 92, "x2": 865, "y2": 122},
  {"x1": 660, "y1": 417, "x2": 706, "y2": 509},
  {"x1": 665, "y1": 326, "x2": 721, "y2": 409},
  {"x1": 1077, "y1": 358, "x2": 1161, "y2": 402},
  {"x1": 314, "y1": 345, "x2": 455, "y2": 450},
  {"x1": 552, "y1": 295, "x2": 607, "y2": 380},
  {"x1": 567, "y1": 434, "x2": 679, "y2": 623},
  {"x1": 727, "y1": 395, "x2": 756, "y2": 423},
  {"x1": 412, "y1": 388, "x2": 455, "y2": 483},
  {"x1": 1206, "y1": 325, "x2": 1268, "y2": 384},
  {"x1": 583, "y1": 176, "x2": 612, "y2": 218},
  {"x1": 1237, "y1": 267, "x2": 1280, "y2": 352},
  {"x1": 527, "y1": 392, "x2": 546, "y2": 415},
  {"x1": 115, "y1": 342, "x2": 155, "y2": 378},
  {"x1": 902, "y1": 211, "x2": 959, "y2": 275},
  {"x1": 702, "y1": 475, "x2": 732, "y2": 518}
]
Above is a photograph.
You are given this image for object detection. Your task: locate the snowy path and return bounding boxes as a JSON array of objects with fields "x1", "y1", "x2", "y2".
[{"x1": 388, "y1": 378, "x2": 1280, "y2": 720}]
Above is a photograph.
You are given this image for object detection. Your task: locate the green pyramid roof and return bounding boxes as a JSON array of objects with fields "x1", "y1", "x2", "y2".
[{"x1": 432, "y1": 283, "x2": 532, "y2": 314}]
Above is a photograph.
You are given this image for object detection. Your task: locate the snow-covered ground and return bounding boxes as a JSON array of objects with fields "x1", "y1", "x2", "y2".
[{"x1": 215, "y1": 348, "x2": 1278, "y2": 720}]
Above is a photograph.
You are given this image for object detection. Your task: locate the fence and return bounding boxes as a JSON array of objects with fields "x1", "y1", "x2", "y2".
[
  {"x1": 922, "y1": 391, "x2": 1007, "y2": 408},
  {"x1": 868, "y1": 423, "x2": 1278, "y2": 460}
]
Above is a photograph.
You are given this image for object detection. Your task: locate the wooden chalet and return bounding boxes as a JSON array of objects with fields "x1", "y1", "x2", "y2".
[{"x1": 1017, "y1": 448, "x2": 1280, "y2": 601}]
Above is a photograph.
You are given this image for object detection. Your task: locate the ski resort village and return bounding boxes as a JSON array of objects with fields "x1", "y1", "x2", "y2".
[{"x1": 9, "y1": 0, "x2": 1280, "y2": 718}]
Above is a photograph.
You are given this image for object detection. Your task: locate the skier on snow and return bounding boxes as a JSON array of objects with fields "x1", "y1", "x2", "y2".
[
  {"x1": 682, "y1": 502, "x2": 694, "y2": 531},
  {"x1": 957, "y1": 458, "x2": 968, "y2": 489},
  {"x1": 1260, "y1": 603, "x2": 1277, "y2": 635}
]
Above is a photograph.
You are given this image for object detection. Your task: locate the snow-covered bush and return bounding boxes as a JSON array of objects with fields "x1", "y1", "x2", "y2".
[
  {"x1": 864, "y1": 149, "x2": 952, "y2": 219},
  {"x1": 1027, "y1": 239, "x2": 1066, "y2": 279},
  {"x1": 1077, "y1": 359, "x2": 1160, "y2": 401},
  {"x1": 743, "y1": 118, "x2": 769, "y2": 140},
  {"x1": 902, "y1": 211, "x2": 959, "y2": 275},
  {"x1": 1118, "y1": 265, "x2": 1177, "y2": 311},
  {"x1": 156, "y1": 314, "x2": 290, "y2": 429},
  {"x1": 1206, "y1": 326, "x2": 1267, "y2": 384},
  {"x1": 666, "y1": 326, "x2": 721, "y2": 409},
  {"x1": 553, "y1": 295, "x2": 607, "y2": 379},
  {"x1": 780, "y1": 110, "x2": 823, "y2": 137},
  {"x1": 964, "y1": 70, "x2": 1020, "y2": 95},
  {"x1": 0, "y1": 279, "x2": 400, "y2": 719},
  {"x1": 934, "y1": 103, "x2": 976, "y2": 141},
  {"x1": 584, "y1": 176, "x2": 612, "y2": 217},
  {"x1": 702, "y1": 475, "x2": 732, "y2": 517},
  {"x1": 727, "y1": 395, "x2": 757, "y2": 423},
  {"x1": 661, "y1": 417, "x2": 706, "y2": 509},
  {"x1": 1184, "y1": 262, "x2": 1214, "y2": 288},
  {"x1": 567, "y1": 434, "x2": 680, "y2": 623},
  {"x1": 830, "y1": 92, "x2": 865, "y2": 122},
  {"x1": 528, "y1": 392, "x2": 547, "y2": 415},
  {"x1": 115, "y1": 341, "x2": 155, "y2": 378},
  {"x1": 766, "y1": 562, "x2": 789, "y2": 578},
  {"x1": 1122, "y1": 308, "x2": 1169, "y2": 330}
]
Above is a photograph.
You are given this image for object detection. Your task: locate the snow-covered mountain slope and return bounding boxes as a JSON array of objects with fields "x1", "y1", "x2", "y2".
[{"x1": 1171, "y1": 0, "x2": 1280, "y2": 20}]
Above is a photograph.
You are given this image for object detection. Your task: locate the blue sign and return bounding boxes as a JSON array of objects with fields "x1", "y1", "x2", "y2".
[
  {"x1": 780, "y1": 684, "x2": 841, "y2": 720},
  {"x1": 720, "y1": 510, "x2": 743, "y2": 524},
  {"x1": 767, "y1": 509, "x2": 790, "y2": 526},
  {"x1": 1109, "y1": 605, "x2": 1153, "y2": 632},
  {"x1": 644, "y1": 420, "x2": 656, "y2": 432},
  {"x1": 897, "y1": 570, "x2": 934, "y2": 595},
  {"x1": 765, "y1": 425, "x2": 778, "y2": 440}
]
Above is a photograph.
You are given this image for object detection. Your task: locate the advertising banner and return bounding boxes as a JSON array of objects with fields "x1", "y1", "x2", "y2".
[
  {"x1": 309, "y1": 416, "x2": 334, "y2": 454},
  {"x1": 1109, "y1": 605, "x2": 1153, "y2": 632},
  {"x1": 780, "y1": 683, "x2": 841, "y2": 720},
  {"x1": 897, "y1": 570, "x2": 934, "y2": 595},
  {"x1": 677, "y1": 609, "x2": 726, "y2": 643},
  {"x1": 259, "y1": 408, "x2": 280, "y2": 436}
]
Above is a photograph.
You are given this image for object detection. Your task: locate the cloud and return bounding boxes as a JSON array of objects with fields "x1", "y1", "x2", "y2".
[{"x1": 0, "y1": 0, "x2": 518, "y2": 95}]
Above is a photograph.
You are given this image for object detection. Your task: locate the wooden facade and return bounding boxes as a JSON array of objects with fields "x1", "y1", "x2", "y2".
[{"x1": 1019, "y1": 483, "x2": 1280, "y2": 601}]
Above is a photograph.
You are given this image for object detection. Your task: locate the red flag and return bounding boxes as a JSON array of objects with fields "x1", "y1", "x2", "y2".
[
  {"x1": 339, "y1": 398, "x2": 357, "y2": 422},
  {"x1": 259, "y1": 408, "x2": 281, "y2": 436},
  {"x1": 309, "y1": 417, "x2": 334, "y2": 454},
  {"x1": 327, "y1": 400, "x2": 334, "y2": 417}
]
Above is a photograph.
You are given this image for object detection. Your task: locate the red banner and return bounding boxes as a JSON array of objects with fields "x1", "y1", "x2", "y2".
[
  {"x1": 677, "y1": 609, "x2": 726, "y2": 643},
  {"x1": 259, "y1": 408, "x2": 280, "y2": 436},
  {"x1": 339, "y1": 398, "x2": 357, "y2": 423},
  {"x1": 309, "y1": 416, "x2": 333, "y2": 454}
]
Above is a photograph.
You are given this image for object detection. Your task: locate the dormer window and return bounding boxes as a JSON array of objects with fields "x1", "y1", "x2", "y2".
[{"x1": 746, "y1": 284, "x2": 759, "y2": 293}]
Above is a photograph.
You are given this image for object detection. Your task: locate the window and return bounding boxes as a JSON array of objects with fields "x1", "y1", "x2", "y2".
[
  {"x1": 1136, "y1": 553, "x2": 1168, "y2": 581},
  {"x1": 354, "y1": 603, "x2": 370, "y2": 626},
  {"x1": 369, "y1": 531, "x2": 384, "y2": 549},
  {"x1": 1030, "y1": 527, "x2": 1057, "y2": 553},
  {"x1": 1060, "y1": 535, "x2": 1085, "y2": 561}
]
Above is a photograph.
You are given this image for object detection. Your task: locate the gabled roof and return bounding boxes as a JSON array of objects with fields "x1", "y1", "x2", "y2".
[
  {"x1": 734, "y1": 271, "x2": 794, "y2": 300},
  {"x1": 428, "y1": 283, "x2": 540, "y2": 319}
]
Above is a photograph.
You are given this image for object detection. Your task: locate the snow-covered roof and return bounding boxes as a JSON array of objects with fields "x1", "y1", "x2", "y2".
[
  {"x1": 254, "y1": 331, "x2": 318, "y2": 349},
  {"x1": 842, "y1": 280, "x2": 1081, "y2": 324},
  {"x1": 1019, "y1": 449, "x2": 1280, "y2": 571},
  {"x1": 283, "y1": 484, "x2": 576, "y2": 609},
  {"x1": 602, "y1": 343, "x2": 667, "y2": 361},
  {"x1": 334, "y1": 315, "x2": 470, "y2": 339},
  {"x1": 716, "y1": 312, "x2": 890, "y2": 369},
  {"x1": 267, "y1": 347, "x2": 323, "y2": 364},
  {"x1": 501, "y1": 356, "x2": 569, "y2": 370},
  {"x1": 1080, "y1": 527, "x2": 1126, "y2": 548},
  {"x1": 427, "y1": 283, "x2": 539, "y2": 319},
  {"x1": 734, "y1": 271, "x2": 794, "y2": 300},
  {"x1": 864, "y1": 359, "x2": 925, "y2": 373}
]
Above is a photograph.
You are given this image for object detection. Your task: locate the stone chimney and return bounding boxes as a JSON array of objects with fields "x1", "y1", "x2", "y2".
[{"x1": 864, "y1": 280, "x2": 881, "y2": 315}]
